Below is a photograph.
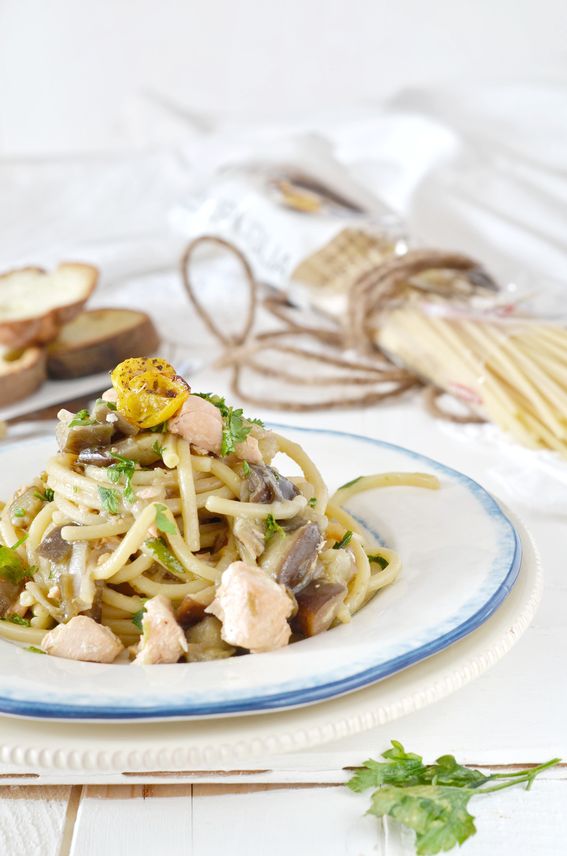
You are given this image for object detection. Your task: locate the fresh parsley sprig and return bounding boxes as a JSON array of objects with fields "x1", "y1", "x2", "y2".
[
  {"x1": 34, "y1": 487, "x2": 55, "y2": 503},
  {"x1": 367, "y1": 553, "x2": 389, "y2": 569},
  {"x1": 338, "y1": 476, "x2": 362, "y2": 491},
  {"x1": 145, "y1": 537, "x2": 187, "y2": 578},
  {"x1": 265, "y1": 514, "x2": 284, "y2": 540},
  {"x1": 333, "y1": 530, "x2": 353, "y2": 550},
  {"x1": 347, "y1": 740, "x2": 560, "y2": 855},
  {"x1": 107, "y1": 454, "x2": 136, "y2": 504},
  {"x1": 0, "y1": 536, "x2": 32, "y2": 585},
  {"x1": 195, "y1": 393, "x2": 264, "y2": 457},
  {"x1": 154, "y1": 503, "x2": 176, "y2": 535},
  {"x1": 98, "y1": 486, "x2": 120, "y2": 515},
  {"x1": 68, "y1": 409, "x2": 94, "y2": 428}
]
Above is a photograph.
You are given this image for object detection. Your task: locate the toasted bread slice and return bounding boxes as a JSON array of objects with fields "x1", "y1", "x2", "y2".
[
  {"x1": 47, "y1": 308, "x2": 160, "y2": 379},
  {"x1": 0, "y1": 347, "x2": 47, "y2": 408},
  {"x1": 0, "y1": 262, "x2": 98, "y2": 348}
]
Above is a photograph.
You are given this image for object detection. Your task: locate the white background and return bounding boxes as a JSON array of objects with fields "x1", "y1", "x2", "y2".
[{"x1": 1, "y1": 0, "x2": 566, "y2": 155}]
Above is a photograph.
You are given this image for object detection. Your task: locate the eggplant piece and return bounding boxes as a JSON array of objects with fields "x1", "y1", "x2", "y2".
[
  {"x1": 176, "y1": 595, "x2": 207, "y2": 629},
  {"x1": 8, "y1": 485, "x2": 43, "y2": 528},
  {"x1": 242, "y1": 464, "x2": 299, "y2": 504},
  {"x1": 56, "y1": 420, "x2": 114, "y2": 454},
  {"x1": 292, "y1": 579, "x2": 347, "y2": 637},
  {"x1": 78, "y1": 436, "x2": 161, "y2": 467},
  {"x1": 92, "y1": 399, "x2": 138, "y2": 437},
  {"x1": 82, "y1": 580, "x2": 104, "y2": 622},
  {"x1": 38, "y1": 526, "x2": 72, "y2": 563},
  {"x1": 0, "y1": 579, "x2": 22, "y2": 618},
  {"x1": 261, "y1": 522, "x2": 323, "y2": 592}
]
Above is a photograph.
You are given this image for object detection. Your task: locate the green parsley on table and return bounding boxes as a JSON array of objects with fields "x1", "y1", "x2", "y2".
[
  {"x1": 98, "y1": 486, "x2": 120, "y2": 515},
  {"x1": 265, "y1": 514, "x2": 284, "y2": 539},
  {"x1": 333, "y1": 530, "x2": 353, "y2": 550},
  {"x1": 347, "y1": 740, "x2": 560, "y2": 855},
  {"x1": 154, "y1": 504, "x2": 176, "y2": 535}
]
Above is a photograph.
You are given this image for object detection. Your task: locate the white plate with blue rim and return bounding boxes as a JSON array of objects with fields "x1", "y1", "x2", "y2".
[{"x1": 0, "y1": 425, "x2": 521, "y2": 722}]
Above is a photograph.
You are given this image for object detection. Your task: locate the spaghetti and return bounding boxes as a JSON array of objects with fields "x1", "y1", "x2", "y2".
[{"x1": 0, "y1": 357, "x2": 439, "y2": 664}]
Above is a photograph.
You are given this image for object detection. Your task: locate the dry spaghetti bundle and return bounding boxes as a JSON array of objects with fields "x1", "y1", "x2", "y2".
[{"x1": 378, "y1": 301, "x2": 567, "y2": 454}]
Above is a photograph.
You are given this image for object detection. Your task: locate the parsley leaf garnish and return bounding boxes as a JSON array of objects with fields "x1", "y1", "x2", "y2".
[
  {"x1": 131, "y1": 608, "x2": 145, "y2": 631},
  {"x1": 68, "y1": 409, "x2": 94, "y2": 428},
  {"x1": 7, "y1": 615, "x2": 30, "y2": 626},
  {"x1": 347, "y1": 740, "x2": 560, "y2": 855},
  {"x1": 154, "y1": 503, "x2": 176, "y2": 535},
  {"x1": 367, "y1": 553, "x2": 389, "y2": 569},
  {"x1": 152, "y1": 439, "x2": 165, "y2": 457},
  {"x1": 265, "y1": 514, "x2": 284, "y2": 540},
  {"x1": 338, "y1": 476, "x2": 362, "y2": 490},
  {"x1": 34, "y1": 488, "x2": 54, "y2": 503},
  {"x1": 95, "y1": 398, "x2": 117, "y2": 411},
  {"x1": 333, "y1": 530, "x2": 353, "y2": 550},
  {"x1": 194, "y1": 393, "x2": 264, "y2": 456},
  {"x1": 307, "y1": 497, "x2": 317, "y2": 507},
  {"x1": 242, "y1": 460, "x2": 251, "y2": 476},
  {"x1": 0, "y1": 538, "x2": 32, "y2": 585},
  {"x1": 98, "y1": 486, "x2": 120, "y2": 515},
  {"x1": 145, "y1": 537, "x2": 187, "y2": 578},
  {"x1": 107, "y1": 454, "x2": 136, "y2": 504},
  {"x1": 26, "y1": 646, "x2": 46, "y2": 655},
  {"x1": 12, "y1": 507, "x2": 25, "y2": 518},
  {"x1": 149, "y1": 421, "x2": 168, "y2": 433}
]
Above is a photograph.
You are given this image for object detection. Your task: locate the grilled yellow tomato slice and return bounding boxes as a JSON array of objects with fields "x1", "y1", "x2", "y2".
[{"x1": 111, "y1": 358, "x2": 190, "y2": 429}]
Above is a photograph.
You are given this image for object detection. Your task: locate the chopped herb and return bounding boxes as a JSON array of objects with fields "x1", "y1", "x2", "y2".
[
  {"x1": 95, "y1": 398, "x2": 117, "y2": 411},
  {"x1": 12, "y1": 534, "x2": 28, "y2": 549},
  {"x1": 338, "y1": 476, "x2": 362, "y2": 491},
  {"x1": 12, "y1": 507, "x2": 25, "y2": 518},
  {"x1": 149, "y1": 420, "x2": 168, "y2": 433},
  {"x1": 145, "y1": 537, "x2": 187, "y2": 578},
  {"x1": 333, "y1": 530, "x2": 353, "y2": 550},
  {"x1": 347, "y1": 740, "x2": 560, "y2": 855},
  {"x1": 34, "y1": 488, "x2": 54, "y2": 503},
  {"x1": 265, "y1": 514, "x2": 284, "y2": 540},
  {"x1": 7, "y1": 615, "x2": 30, "y2": 626},
  {"x1": 26, "y1": 646, "x2": 46, "y2": 655},
  {"x1": 0, "y1": 538, "x2": 31, "y2": 585},
  {"x1": 152, "y1": 439, "x2": 165, "y2": 457},
  {"x1": 131, "y1": 608, "x2": 145, "y2": 631},
  {"x1": 195, "y1": 393, "x2": 264, "y2": 455},
  {"x1": 307, "y1": 497, "x2": 317, "y2": 507},
  {"x1": 242, "y1": 460, "x2": 251, "y2": 476},
  {"x1": 155, "y1": 503, "x2": 176, "y2": 535},
  {"x1": 68, "y1": 409, "x2": 94, "y2": 428},
  {"x1": 98, "y1": 486, "x2": 120, "y2": 515},
  {"x1": 107, "y1": 454, "x2": 136, "y2": 504},
  {"x1": 367, "y1": 553, "x2": 389, "y2": 569}
]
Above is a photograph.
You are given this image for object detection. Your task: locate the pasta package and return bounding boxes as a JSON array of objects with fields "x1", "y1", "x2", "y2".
[{"x1": 0, "y1": 356, "x2": 439, "y2": 664}]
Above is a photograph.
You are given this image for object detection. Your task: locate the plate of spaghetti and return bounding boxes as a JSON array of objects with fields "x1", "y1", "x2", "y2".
[{"x1": 0, "y1": 358, "x2": 520, "y2": 720}]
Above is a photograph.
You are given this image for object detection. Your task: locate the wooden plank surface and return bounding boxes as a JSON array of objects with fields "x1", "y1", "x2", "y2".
[{"x1": 1, "y1": 777, "x2": 564, "y2": 856}]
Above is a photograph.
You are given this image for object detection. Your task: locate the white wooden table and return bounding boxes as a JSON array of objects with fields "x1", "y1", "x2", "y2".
[{"x1": 1, "y1": 388, "x2": 565, "y2": 855}]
